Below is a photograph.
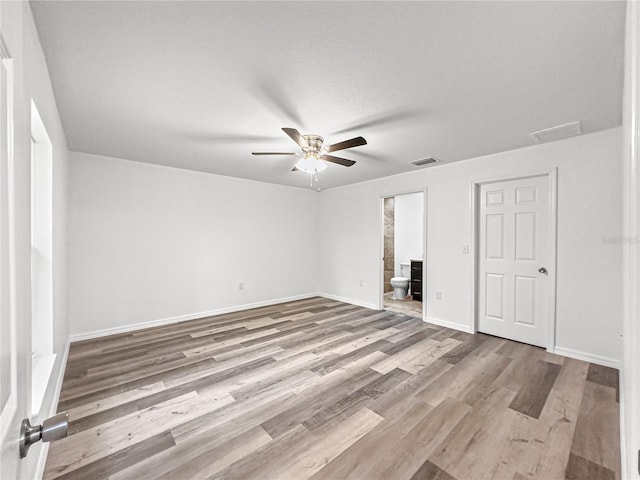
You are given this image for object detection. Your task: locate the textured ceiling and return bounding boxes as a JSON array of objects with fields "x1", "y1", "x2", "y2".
[{"x1": 30, "y1": 1, "x2": 625, "y2": 189}]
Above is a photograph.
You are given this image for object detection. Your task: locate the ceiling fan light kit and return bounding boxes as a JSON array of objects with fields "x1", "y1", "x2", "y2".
[
  {"x1": 252, "y1": 127, "x2": 367, "y2": 187},
  {"x1": 295, "y1": 152, "x2": 327, "y2": 174}
]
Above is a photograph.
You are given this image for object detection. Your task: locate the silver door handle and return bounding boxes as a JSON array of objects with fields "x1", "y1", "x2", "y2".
[
  {"x1": 19, "y1": 411, "x2": 68, "y2": 458},
  {"x1": 538, "y1": 267, "x2": 548, "y2": 274}
]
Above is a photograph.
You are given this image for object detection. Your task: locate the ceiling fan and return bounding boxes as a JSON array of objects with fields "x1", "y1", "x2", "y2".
[{"x1": 252, "y1": 128, "x2": 367, "y2": 175}]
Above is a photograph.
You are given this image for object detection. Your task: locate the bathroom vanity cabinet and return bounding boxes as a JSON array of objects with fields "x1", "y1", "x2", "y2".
[{"x1": 410, "y1": 260, "x2": 423, "y2": 302}]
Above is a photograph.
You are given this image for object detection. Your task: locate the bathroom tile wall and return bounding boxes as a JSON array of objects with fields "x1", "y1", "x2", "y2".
[{"x1": 383, "y1": 197, "x2": 394, "y2": 293}]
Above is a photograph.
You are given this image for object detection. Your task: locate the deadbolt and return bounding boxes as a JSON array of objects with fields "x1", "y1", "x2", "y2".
[
  {"x1": 538, "y1": 267, "x2": 548, "y2": 274},
  {"x1": 19, "y1": 411, "x2": 68, "y2": 458}
]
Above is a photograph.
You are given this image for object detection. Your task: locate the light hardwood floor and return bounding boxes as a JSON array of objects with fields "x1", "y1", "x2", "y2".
[
  {"x1": 383, "y1": 291, "x2": 423, "y2": 317},
  {"x1": 44, "y1": 297, "x2": 620, "y2": 480}
]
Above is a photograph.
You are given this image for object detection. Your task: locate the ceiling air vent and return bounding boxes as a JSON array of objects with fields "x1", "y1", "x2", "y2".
[
  {"x1": 530, "y1": 121, "x2": 582, "y2": 144},
  {"x1": 410, "y1": 157, "x2": 439, "y2": 167}
]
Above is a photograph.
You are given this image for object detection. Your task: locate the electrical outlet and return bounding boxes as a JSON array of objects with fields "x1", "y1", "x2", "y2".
[
  {"x1": 239, "y1": 282, "x2": 244, "y2": 290},
  {"x1": 436, "y1": 290, "x2": 442, "y2": 300},
  {"x1": 359, "y1": 279, "x2": 363, "y2": 287},
  {"x1": 462, "y1": 244, "x2": 470, "y2": 254}
]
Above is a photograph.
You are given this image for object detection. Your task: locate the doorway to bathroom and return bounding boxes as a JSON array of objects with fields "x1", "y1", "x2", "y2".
[{"x1": 379, "y1": 190, "x2": 426, "y2": 319}]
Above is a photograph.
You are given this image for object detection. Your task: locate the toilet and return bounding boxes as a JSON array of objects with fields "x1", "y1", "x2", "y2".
[{"x1": 390, "y1": 262, "x2": 411, "y2": 300}]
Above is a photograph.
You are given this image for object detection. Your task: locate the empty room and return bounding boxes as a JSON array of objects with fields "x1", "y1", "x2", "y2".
[{"x1": 1, "y1": 1, "x2": 640, "y2": 479}]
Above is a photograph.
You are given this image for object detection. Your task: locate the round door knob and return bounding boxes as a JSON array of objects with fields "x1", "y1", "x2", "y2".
[{"x1": 538, "y1": 267, "x2": 548, "y2": 274}]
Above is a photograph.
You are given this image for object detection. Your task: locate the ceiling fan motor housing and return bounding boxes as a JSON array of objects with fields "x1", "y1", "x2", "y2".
[{"x1": 303, "y1": 135, "x2": 324, "y2": 153}]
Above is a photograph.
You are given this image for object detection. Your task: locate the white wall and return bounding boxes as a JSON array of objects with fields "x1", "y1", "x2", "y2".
[
  {"x1": 318, "y1": 128, "x2": 623, "y2": 366},
  {"x1": 393, "y1": 192, "x2": 423, "y2": 277},
  {"x1": 0, "y1": 2, "x2": 69, "y2": 479},
  {"x1": 68, "y1": 152, "x2": 319, "y2": 337}
]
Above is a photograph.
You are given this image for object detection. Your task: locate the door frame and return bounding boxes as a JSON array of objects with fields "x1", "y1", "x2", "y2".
[
  {"x1": 621, "y1": 1, "x2": 640, "y2": 477},
  {"x1": 377, "y1": 186, "x2": 428, "y2": 321},
  {"x1": 470, "y1": 169, "x2": 558, "y2": 352}
]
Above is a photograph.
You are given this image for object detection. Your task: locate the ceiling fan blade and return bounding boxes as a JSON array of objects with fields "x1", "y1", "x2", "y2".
[
  {"x1": 322, "y1": 155, "x2": 356, "y2": 167},
  {"x1": 325, "y1": 136, "x2": 367, "y2": 153},
  {"x1": 252, "y1": 152, "x2": 297, "y2": 155},
  {"x1": 282, "y1": 128, "x2": 308, "y2": 149}
]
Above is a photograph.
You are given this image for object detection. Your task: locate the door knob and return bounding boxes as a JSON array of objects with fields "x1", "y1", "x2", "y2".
[
  {"x1": 538, "y1": 267, "x2": 548, "y2": 274},
  {"x1": 19, "y1": 411, "x2": 68, "y2": 458}
]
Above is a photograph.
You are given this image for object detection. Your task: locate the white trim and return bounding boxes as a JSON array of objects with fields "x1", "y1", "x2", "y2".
[
  {"x1": 622, "y1": 1, "x2": 640, "y2": 478},
  {"x1": 70, "y1": 293, "x2": 384, "y2": 342},
  {"x1": 468, "y1": 168, "x2": 559, "y2": 188},
  {"x1": 378, "y1": 194, "x2": 384, "y2": 310},
  {"x1": 470, "y1": 169, "x2": 558, "y2": 353},
  {"x1": 50, "y1": 340, "x2": 70, "y2": 417},
  {"x1": 31, "y1": 354, "x2": 56, "y2": 416},
  {"x1": 548, "y1": 169, "x2": 559, "y2": 351},
  {"x1": 426, "y1": 316, "x2": 474, "y2": 334},
  {"x1": 34, "y1": 438, "x2": 49, "y2": 480},
  {"x1": 469, "y1": 176, "x2": 478, "y2": 334},
  {"x1": 34, "y1": 339, "x2": 70, "y2": 480},
  {"x1": 552, "y1": 346, "x2": 620, "y2": 370},
  {"x1": 423, "y1": 189, "x2": 428, "y2": 323},
  {"x1": 317, "y1": 292, "x2": 379, "y2": 311},
  {"x1": 70, "y1": 294, "x2": 318, "y2": 342}
]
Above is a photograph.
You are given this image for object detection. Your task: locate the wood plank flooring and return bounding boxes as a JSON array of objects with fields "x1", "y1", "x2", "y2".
[
  {"x1": 383, "y1": 292, "x2": 423, "y2": 317},
  {"x1": 44, "y1": 297, "x2": 620, "y2": 480}
]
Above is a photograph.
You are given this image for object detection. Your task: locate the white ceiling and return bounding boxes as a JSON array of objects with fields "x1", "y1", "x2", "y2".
[{"x1": 30, "y1": 1, "x2": 625, "y2": 190}]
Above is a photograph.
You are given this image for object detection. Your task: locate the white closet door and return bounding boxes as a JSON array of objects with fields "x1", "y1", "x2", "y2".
[{"x1": 478, "y1": 175, "x2": 550, "y2": 347}]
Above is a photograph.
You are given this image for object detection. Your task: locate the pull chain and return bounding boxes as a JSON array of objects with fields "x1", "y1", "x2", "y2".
[{"x1": 310, "y1": 170, "x2": 320, "y2": 187}]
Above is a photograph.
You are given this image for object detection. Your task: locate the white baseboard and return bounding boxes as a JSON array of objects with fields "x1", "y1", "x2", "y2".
[
  {"x1": 426, "y1": 316, "x2": 474, "y2": 333},
  {"x1": 552, "y1": 346, "x2": 620, "y2": 369},
  {"x1": 69, "y1": 293, "x2": 319, "y2": 342},
  {"x1": 316, "y1": 292, "x2": 380, "y2": 311},
  {"x1": 34, "y1": 339, "x2": 70, "y2": 480}
]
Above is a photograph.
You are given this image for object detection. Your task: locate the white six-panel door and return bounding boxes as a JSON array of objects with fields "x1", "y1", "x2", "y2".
[{"x1": 478, "y1": 175, "x2": 550, "y2": 347}]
